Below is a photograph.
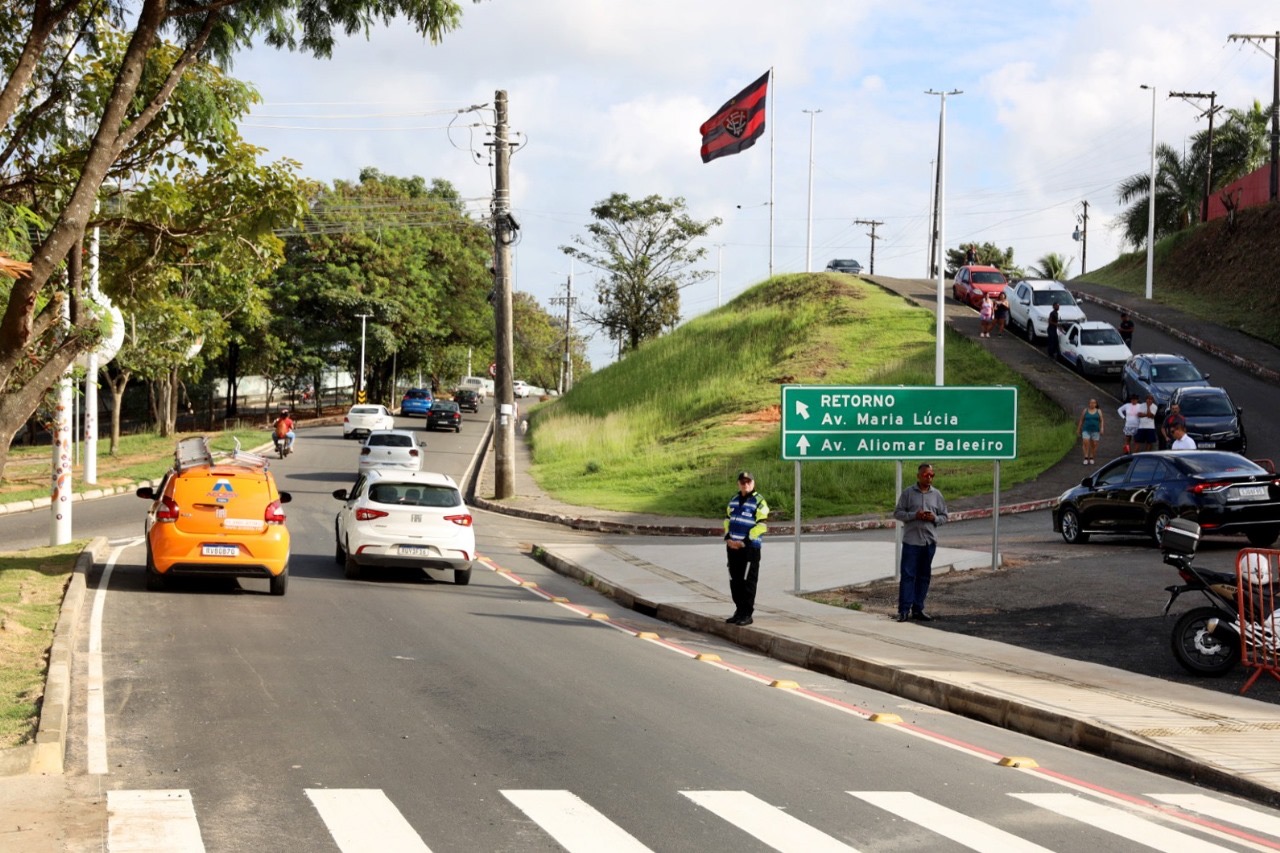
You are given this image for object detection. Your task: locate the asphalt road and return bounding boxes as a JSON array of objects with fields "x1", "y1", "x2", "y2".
[{"x1": 14, "y1": 417, "x2": 1280, "y2": 849}]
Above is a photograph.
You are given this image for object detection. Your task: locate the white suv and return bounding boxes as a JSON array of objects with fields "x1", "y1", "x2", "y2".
[{"x1": 1004, "y1": 279, "x2": 1086, "y2": 340}]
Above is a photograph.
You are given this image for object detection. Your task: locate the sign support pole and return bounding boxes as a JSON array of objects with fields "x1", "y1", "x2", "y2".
[
  {"x1": 894, "y1": 461, "x2": 903, "y2": 582},
  {"x1": 992, "y1": 460, "x2": 1001, "y2": 570},
  {"x1": 793, "y1": 460, "x2": 802, "y2": 592}
]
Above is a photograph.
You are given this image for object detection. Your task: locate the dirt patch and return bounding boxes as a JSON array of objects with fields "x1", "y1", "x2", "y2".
[{"x1": 727, "y1": 404, "x2": 781, "y2": 427}]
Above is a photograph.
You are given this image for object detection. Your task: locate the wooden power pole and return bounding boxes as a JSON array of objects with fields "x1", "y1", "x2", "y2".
[
  {"x1": 492, "y1": 90, "x2": 516, "y2": 498},
  {"x1": 854, "y1": 218, "x2": 883, "y2": 274}
]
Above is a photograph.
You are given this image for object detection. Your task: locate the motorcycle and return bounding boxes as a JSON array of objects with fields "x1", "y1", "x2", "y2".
[
  {"x1": 1160, "y1": 518, "x2": 1241, "y2": 676},
  {"x1": 272, "y1": 432, "x2": 292, "y2": 459}
]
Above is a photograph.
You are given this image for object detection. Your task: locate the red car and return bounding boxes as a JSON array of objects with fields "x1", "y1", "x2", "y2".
[{"x1": 952, "y1": 265, "x2": 1008, "y2": 309}]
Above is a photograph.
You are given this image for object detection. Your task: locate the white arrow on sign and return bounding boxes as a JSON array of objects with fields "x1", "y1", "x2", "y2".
[
  {"x1": 795, "y1": 400, "x2": 810, "y2": 420},
  {"x1": 796, "y1": 435, "x2": 810, "y2": 455}
]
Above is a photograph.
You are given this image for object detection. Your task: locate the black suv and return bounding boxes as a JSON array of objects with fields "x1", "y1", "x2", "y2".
[
  {"x1": 454, "y1": 388, "x2": 480, "y2": 412},
  {"x1": 824, "y1": 258, "x2": 862, "y2": 275},
  {"x1": 1167, "y1": 386, "x2": 1246, "y2": 453}
]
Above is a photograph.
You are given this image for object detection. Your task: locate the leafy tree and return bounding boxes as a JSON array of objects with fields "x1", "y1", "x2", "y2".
[
  {"x1": 945, "y1": 243, "x2": 1021, "y2": 279},
  {"x1": 562, "y1": 193, "x2": 721, "y2": 355},
  {"x1": 1028, "y1": 252, "x2": 1072, "y2": 280},
  {"x1": 0, "y1": 0, "x2": 471, "y2": 477}
]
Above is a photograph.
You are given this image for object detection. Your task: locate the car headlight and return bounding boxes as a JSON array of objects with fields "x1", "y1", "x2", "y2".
[{"x1": 1083, "y1": 355, "x2": 1099, "y2": 365}]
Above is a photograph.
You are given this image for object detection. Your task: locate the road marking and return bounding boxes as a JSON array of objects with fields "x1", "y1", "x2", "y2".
[
  {"x1": 107, "y1": 789, "x2": 204, "y2": 851},
  {"x1": 683, "y1": 790, "x2": 859, "y2": 851},
  {"x1": 1012, "y1": 793, "x2": 1237, "y2": 851},
  {"x1": 305, "y1": 789, "x2": 432, "y2": 852},
  {"x1": 87, "y1": 542, "x2": 129, "y2": 775},
  {"x1": 851, "y1": 791, "x2": 1050, "y2": 852},
  {"x1": 502, "y1": 789, "x2": 653, "y2": 852},
  {"x1": 1148, "y1": 794, "x2": 1280, "y2": 843}
]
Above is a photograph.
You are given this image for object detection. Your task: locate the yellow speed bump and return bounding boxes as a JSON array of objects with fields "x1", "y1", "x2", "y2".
[
  {"x1": 588, "y1": 612, "x2": 609, "y2": 620},
  {"x1": 997, "y1": 756, "x2": 1039, "y2": 768},
  {"x1": 695, "y1": 653, "x2": 722, "y2": 662},
  {"x1": 868, "y1": 713, "x2": 903, "y2": 725},
  {"x1": 770, "y1": 679, "x2": 800, "y2": 690},
  {"x1": 550, "y1": 596, "x2": 569, "y2": 603},
  {"x1": 636, "y1": 632, "x2": 660, "y2": 640}
]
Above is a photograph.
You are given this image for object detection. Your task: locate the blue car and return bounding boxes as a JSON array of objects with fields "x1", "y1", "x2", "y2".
[{"x1": 400, "y1": 388, "x2": 433, "y2": 417}]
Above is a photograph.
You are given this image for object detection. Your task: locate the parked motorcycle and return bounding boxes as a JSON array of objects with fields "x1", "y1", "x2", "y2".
[{"x1": 1160, "y1": 518, "x2": 1241, "y2": 676}]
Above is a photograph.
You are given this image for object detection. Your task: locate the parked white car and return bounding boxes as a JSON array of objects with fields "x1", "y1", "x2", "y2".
[
  {"x1": 357, "y1": 429, "x2": 424, "y2": 473},
  {"x1": 1004, "y1": 279, "x2": 1086, "y2": 341},
  {"x1": 1055, "y1": 321, "x2": 1132, "y2": 377},
  {"x1": 513, "y1": 380, "x2": 531, "y2": 398},
  {"x1": 332, "y1": 469, "x2": 475, "y2": 584},
  {"x1": 342, "y1": 404, "x2": 396, "y2": 439}
]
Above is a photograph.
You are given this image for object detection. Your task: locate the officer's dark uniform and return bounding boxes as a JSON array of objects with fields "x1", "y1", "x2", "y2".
[{"x1": 724, "y1": 471, "x2": 769, "y2": 625}]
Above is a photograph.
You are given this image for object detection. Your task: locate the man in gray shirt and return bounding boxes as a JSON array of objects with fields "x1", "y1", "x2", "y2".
[{"x1": 892, "y1": 463, "x2": 948, "y2": 622}]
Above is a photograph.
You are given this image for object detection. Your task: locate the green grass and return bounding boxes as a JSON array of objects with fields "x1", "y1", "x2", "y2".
[
  {"x1": 528, "y1": 274, "x2": 1076, "y2": 520},
  {"x1": 0, "y1": 544, "x2": 81, "y2": 748},
  {"x1": 1, "y1": 429, "x2": 270, "y2": 504}
]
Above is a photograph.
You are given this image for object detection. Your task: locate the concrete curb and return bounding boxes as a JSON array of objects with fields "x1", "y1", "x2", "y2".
[{"x1": 0, "y1": 537, "x2": 105, "y2": 776}]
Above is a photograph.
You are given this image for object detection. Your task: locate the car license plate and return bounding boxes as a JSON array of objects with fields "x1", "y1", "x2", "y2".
[
  {"x1": 1235, "y1": 485, "x2": 1268, "y2": 500},
  {"x1": 202, "y1": 544, "x2": 239, "y2": 557},
  {"x1": 398, "y1": 545, "x2": 433, "y2": 557},
  {"x1": 1106, "y1": 366, "x2": 1121, "y2": 374},
  {"x1": 1198, "y1": 442, "x2": 1215, "y2": 449}
]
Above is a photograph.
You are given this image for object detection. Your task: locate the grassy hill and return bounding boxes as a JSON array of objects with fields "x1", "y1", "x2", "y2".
[{"x1": 528, "y1": 274, "x2": 1075, "y2": 520}]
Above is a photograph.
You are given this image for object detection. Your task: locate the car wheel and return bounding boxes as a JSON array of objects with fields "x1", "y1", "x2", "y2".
[
  {"x1": 1247, "y1": 526, "x2": 1279, "y2": 547},
  {"x1": 144, "y1": 545, "x2": 167, "y2": 591},
  {"x1": 334, "y1": 535, "x2": 345, "y2": 566},
  {"x1": 455, "y1": 425, "x2": 462, "y2": 433},
  {"x1": 269, "y1": 566, "x2": 288, "y2": 596},
  {"x1": 454, "y1": 567, "x2": 472, "y2": 585},
  {"x1": 344, "y1": 546, "x2": 362, "y2": 580},
  {"x1": 1024, "y1": 319, "x2": 1036, "y2": 342},
  {"x1": 1059, "y1": 507, "x2": 1089, "y2": 544},
  {"x1": 1148, "y1": 506, "x2": 1176, "y2": 545}
]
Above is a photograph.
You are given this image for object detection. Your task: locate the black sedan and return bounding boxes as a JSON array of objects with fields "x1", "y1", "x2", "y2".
[
  {"x1": 1053, "y1": 451, "x2": 1280, "y2": 547},
  {"x1": 425, "y1": 400, "x2": 462, "y2": 432},
  {"x1": 1168, "y1": 386, "x2": 1246, "y2": 453}
]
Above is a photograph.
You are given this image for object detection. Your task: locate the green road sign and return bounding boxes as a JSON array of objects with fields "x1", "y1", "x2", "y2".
[{"x1": 780, "y1": 385, "x2": 1017, "y2": 460}]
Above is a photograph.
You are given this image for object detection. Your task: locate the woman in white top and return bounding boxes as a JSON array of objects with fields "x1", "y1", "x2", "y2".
[{"x1": 1117, "y1": 394, "x2": 1141, "y2": 451}]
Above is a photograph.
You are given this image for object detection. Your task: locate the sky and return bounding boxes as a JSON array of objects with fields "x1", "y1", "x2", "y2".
[{"x1": 231, "y1": 0, "x2": 1278, "y2": 371}]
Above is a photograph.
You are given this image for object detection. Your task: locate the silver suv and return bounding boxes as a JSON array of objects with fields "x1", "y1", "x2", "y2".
[{"x1": 825, "y1": 259, "x2": 862, "y2": 275}]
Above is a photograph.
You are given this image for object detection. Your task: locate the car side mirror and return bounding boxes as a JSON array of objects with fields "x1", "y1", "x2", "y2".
[
  {"x1": 135, "y1": 486, "x2": 155, "y2": 500},
  {"x1": 279, "y1": 492, "x2": 292, "y2": 504},
  {"x1": 1081, "y1": 476, "x2": 1092, "y2": 487},
  {"x1": 332, "y1": 488, "x2": 349, "y2": 500},
  {"x1": 1203, "y1": 373, "x2": 1211, "y2": 382}
]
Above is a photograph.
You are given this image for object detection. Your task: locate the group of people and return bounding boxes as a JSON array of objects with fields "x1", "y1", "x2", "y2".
[
  {"x1": 1076, "y1": 394, "x2": 1195, "y2": 464},
  {"x1": 977, "y1": 290, "x2": 1010, "y2": 338},
  {"x1": 721, "y1": 462, "x2": 949, "y2": 629}
]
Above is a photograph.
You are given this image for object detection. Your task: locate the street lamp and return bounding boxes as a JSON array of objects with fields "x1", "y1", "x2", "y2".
[
  {"x1": 802, "y1": 108, "x2": 822, "y2": 273},
  {"x1": 1140, "y1": 84, "x2": 1157, "y2": 300},
  {"x1": 926, "y1": 88, "x2": 962, "y2": 386},
  {"x1": 356, "y1": 312, "x2": 372, "y2": 399}
]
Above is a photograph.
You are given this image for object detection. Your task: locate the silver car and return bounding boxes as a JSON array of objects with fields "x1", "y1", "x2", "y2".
[{"x1": 1004, "y1": 279, "x2": 1086, "y2": 340}]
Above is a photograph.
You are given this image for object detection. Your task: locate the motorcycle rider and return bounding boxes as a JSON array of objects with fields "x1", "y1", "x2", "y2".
[{"x1": 272, "y1": 408, "x2": 295, "y2": 452}]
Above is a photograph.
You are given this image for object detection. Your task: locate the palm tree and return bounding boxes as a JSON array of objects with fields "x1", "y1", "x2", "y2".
[
  {"x1": 1206, "y1": 99, "x2": 1271, "y2": 186},
  {"x1": 1028, "y1": 252, "x2": 1071, "y2": 280},
  {"x1": 1115, "y1": 143, "x2": 1201, "y2": 250}
]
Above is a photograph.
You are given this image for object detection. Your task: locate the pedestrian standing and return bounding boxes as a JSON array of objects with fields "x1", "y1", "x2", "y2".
[
  {"x1": 1136, "y1": 394, "x2": 1159, "y2": 452},
  {"x1": 723, "y1": 471, "x2": 769, "y2": 626},
  {"x1": 1170, "y1": 423, "x2": 1197, "y2": 450},
  {"x1": 892, "y1": 463, "x2": 948, "y2": 623},
  {"x1": 993, "y1": 291, "x2": 1010, "y2": 336},
  {"x1": 1118, "y1": 312, "x2": 1135, "y2": 348},
  {"x1": 1161, "y1": 402, "x2": 1186, "y2": 449},
  {"x1": 1117, "y1": 393, "x2": 1141, "y2": 453},
  {"x1": 1046, "y1": 303, "x2": 1061, "y2": 358},
  {"x1": 1077, "y1": 398, "x2": 1104, "y2": 465},
  {"x1": 965, "y1": 244, "x2": 979, "y2": 265},
  {"x1": 978, "y1": 292, "x2": 995, "y2": 338}
]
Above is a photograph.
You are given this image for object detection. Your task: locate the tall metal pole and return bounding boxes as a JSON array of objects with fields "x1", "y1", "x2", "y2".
[
  {"x1": 768, "y1": 67, "x2": 776, "y2": 277},
  {"x1": 493, "y1": 89, "x2": 516, "y2": 498},
  {"x1": 803, "y1": 108, "x2": 821, "y2": 273},
  {"x1": 1141, "y1": 84, "x2": 1157, "y2": 300},
  {"x1": 926, "y1": 89, "x2": 961, "y2": 386},
  {"x1": 356, "y1": 313, "x2": 372, "y2": 399}
]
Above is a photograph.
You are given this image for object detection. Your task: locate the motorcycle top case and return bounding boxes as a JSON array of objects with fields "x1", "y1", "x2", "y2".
[{"x1": 1160, "y1": 518, "x2": 1201, "y2": 556}]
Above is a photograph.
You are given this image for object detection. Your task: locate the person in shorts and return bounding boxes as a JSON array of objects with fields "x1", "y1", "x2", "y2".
[
  {"x1": 1117, "y1": 393, "x2": 1141, "y2": 453},
  {"x1": 1135, "y1": 394, "x2": 1159, "y2": 452}
]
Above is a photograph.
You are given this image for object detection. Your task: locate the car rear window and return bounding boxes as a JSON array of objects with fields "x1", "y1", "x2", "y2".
[
  {"x1": 368, "y1": 433, "x2": 413, "y2": 447},
  {"x1": 434, "y1": 402, "x2": 459, "y2": 413},
  {"x1": 351, "y1": 406, "x2": 381, "y2": 415},
  {"x1": 1178, "y1": 453, "x2": 1266, "y2": 475},
  {"x1": 368, "y1": 483, "x2": 460, "y2": 507},
  {"x1": 403, "y1": 390, "x2": 430, "y2": 399}
]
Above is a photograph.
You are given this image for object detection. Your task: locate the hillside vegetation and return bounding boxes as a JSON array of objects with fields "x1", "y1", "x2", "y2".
[{"x1": 528, "y1": 274, "x2": 1074, "y2": 520}]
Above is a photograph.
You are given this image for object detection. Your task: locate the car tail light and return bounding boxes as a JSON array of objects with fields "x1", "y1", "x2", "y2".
[
  {"x1": 265, "y1": 500, "x2": 286, "y2": 524},
  {"x1": 445, "y1": 514, "x2": 473, "y2": 527},
  {"x1": 356, "y1": 508, "x2": 389, "y2": 521},
  {"x1": 1189, "y1": 481, "x2": 1232, "y2": 494},
  {"x1": 155, "y1": 495, "x2": 179, "y2": 523},
  {"x1": 410, "y1": 449, "x2": 420, "y2": 457}
]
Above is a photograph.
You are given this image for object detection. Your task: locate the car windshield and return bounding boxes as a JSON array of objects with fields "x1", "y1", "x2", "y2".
[
  {"x1": 368, "y1": 483, "x2": 460, "y2": 507},
  {"x1": 1080, "y1": 328, "x2": 1123, "y2": 346},
  {"x1": 1151, "y1": 363, "x2": 1203, "y2": 382},
  {"x1": 972, "y1": 272, "x2": 1005, "y2": 284},
  {"x1": 1179, "y1": 394, "x2": 1234, "y2": 416},
  {"x1": 368, "y1": 433, "x2": 413, "y2": 447},
  {"x1": 1178, "y1": 453, "x2": 1266, "y2": 475},
  {"x1": 1032, "y1": 290, "x2": 1077, "y2": 307}
]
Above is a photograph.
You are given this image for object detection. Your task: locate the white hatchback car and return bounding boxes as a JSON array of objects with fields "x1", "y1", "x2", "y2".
[
  {"x1": 332, "y1": 469, "x2": 475, "y2": 584},
  {"x1": 343, "y1": 404, "x2": 395, "y2": 439},
  {"x1": 358, "y1": 429, "x2": 424, "y2": 473}
]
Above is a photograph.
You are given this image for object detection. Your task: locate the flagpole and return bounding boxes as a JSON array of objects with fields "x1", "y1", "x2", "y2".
[{"x1": 769, "y1": 66, "x2": 776, "y2": 278}]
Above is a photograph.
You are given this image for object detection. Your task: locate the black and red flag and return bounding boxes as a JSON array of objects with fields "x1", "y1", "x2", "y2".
[{"x1": 699, "y1": 70, "x2": 770, "y2": 164}]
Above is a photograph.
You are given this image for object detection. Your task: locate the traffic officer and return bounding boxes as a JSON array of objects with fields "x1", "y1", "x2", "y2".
[{"x1": 724, "y1": 471, "x2": 769, "y2": 626}]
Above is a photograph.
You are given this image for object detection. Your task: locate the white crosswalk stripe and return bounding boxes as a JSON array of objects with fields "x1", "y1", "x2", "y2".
[
  {"x1": 107, "y1": 789, "x2": 205, "y2": 852},
  {"x1": 101, "y1": 786, "x2": 1280, "y2": 851},
  {"x1": 682, "y1": 790, "x2": 860, "y2": 851},
  {"x1": 1011, "y1": 793, "x2": 1240, "y2": 852},
  {"x1": 305, "y1": 789, "x2": 433, "y2": 853},
  {"x1": 501, "y1": 789, "x2": 654, "y2": 852},
  {"x1": 1149, "y1": 793, "x2": 1280, "y2": 839},
  {"x1": 851, "y1": 790, "x2": 1052, "y2": 852}
]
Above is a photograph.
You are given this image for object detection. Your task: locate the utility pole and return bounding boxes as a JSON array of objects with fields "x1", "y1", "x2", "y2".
[
  {"x1": 550, "y1": 273, "x2": 577, "y2": 394},
  {"x1": 1169, "y1": 90, "x2": 1221, "y2": 222},
  {"x1": 492, "y1": 90, "x2": 516, "y2": 498},
  {"x1": 1229, "y1": 31, "x2": 1280, "y2": 201},
  {"x1": 854, "y1": 218, "x2": 883, "y2": 274},
  {"x1": 925, "y1": 88, "x2": 962, "y2": 386},
  {"x1": 1072, "y1": 201, "x2": 1089, "y2": 275}
]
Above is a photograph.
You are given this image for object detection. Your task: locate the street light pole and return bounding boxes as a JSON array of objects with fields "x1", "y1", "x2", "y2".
[
  {"x1": 356, "y1": 313, "x2": 372, "y2": 400},
  {"x1": 803, "y1": 108, "x2": 821, "y2": 272},
  {"x1": 1140, "y1": 84, "x2": 1157, "y2": 300},
  {"x1": 926, "y1": 88, "x2": 962, "y2": 386}
]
